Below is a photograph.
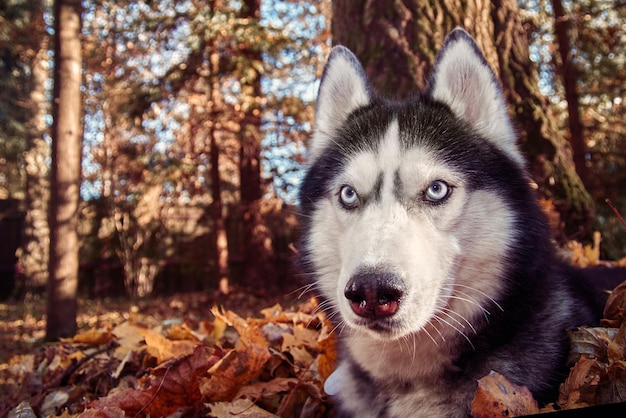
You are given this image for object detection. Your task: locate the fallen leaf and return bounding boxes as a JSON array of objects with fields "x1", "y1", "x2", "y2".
[
  {"x1": 90, "y1": 345, "x2": 214, "y2": 416},
  {"x1": 41, "y1": 390, "x2": 70, "y2": 416},
  {"x1": 79, "y1": 405, "x2": 126, "y2": 418},
  {"x1": 558, "y1": 357, "x2": 602, "y2": 409},
  {"x1": 212, "y1": 307, "x2": 269, "y2": 348},
  {"x1": 7, "y1": 401, "x2": 37, "y2": 418},
  {"x1": 65, "y1": 327, "x2": 115, "y2": 346},
  {"x1": 111, "y1": 321, "x2": 147, "y2": 360},
  {"x1": 293, "y1": 323, "x2": 320, "y2": 348},
  {"x1": 603, "y1": 280, "x2": 626, "y2": 327},
  {"x1": 316, "y1": 329, "x2": 338, "y2": 383},
  {"x1": 567, "y1": 327, "x2": 616, "y2": 365},
  {"x1": 139, "y1": 327, "x2": 198, "y2": 363},
  {"x1": 471, "y1": 370, "x2": 539, "y2": 417},
  {"x1": 234, "y1": 376, "x2": 299, "y2": 399},
  {"x1": 166, "y1": 322, "x2": 201, "y2": 342},
  {"x1": 208, "y1": 398, "x2": 280, "y2": 417},
  {"x1": 201, "y1": 340, "x2": 272, "y2": 401}
]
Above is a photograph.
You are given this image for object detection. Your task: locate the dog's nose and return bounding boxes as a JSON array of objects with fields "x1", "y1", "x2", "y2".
[{"x1": 344, "y1": 269, "x2": 405, "y2": 319}]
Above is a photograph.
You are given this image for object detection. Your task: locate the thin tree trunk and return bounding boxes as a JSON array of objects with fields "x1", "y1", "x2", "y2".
[
  {"x1": 552, "y1": 0, "x2": 588, "y2": 186},
  {"x1": 209, "y1": 49, "x2": 230, "y2": 294},
  {"x1": 46, "y1": 0, "x2": 83, "y2": 340},
  {"x1": 22, "y1": 11, "x2": 50, "y2": 291},
  {"x1": 238, "y1": 0, "x2": 274, "y2": 286}
]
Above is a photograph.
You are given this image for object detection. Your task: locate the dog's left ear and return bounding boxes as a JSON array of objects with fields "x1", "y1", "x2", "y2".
[{"x1": 429, "y1": 28, "x2": 524, "y2": 166}]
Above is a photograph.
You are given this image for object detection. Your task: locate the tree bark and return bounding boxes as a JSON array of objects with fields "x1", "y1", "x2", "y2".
[
  {"x1": 238, "y1": 0, "x2": 275, "y2": 286},
  {"x1": 22, "y1": 9, "x2": 50, "y2": 292},
  {"x1": 332, "y1": 0, "x2": 594, "y2": 239},
  {"x1": 46, "y1": 0, "x2": 83, "y2": 340},
  {"x1": 209, "y1": 48, "x2": 230, "y2": 294},
  {"x1": 551, "y1": 0, "x2": 588, "y2": 186}
]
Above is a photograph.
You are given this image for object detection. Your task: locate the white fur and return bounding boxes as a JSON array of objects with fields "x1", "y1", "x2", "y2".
[
  {"x1": 309, "y1": 121, "x2": 516, "y2": 417},
  {"x1": 309, "y1": 118, "x2": 514, "y2": 347}
]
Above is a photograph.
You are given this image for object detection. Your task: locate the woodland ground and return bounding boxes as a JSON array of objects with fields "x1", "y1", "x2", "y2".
[
  {"x1": 0, "y1": 285, "x2": 302, "y2": 364},
  {"x1": 1, "y1": 256, "x2": 625, "y2": 417}
]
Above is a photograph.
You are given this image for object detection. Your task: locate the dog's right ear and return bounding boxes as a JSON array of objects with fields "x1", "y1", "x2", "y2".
[
  {"x1": 429, "y1": 28, "x2": 524, "y2": 167},
  {"x1": 310, "y1": 46, "x2": 371, "y2": 160}
]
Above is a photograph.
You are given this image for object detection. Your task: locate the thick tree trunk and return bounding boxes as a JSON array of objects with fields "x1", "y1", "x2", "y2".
[
  {"x1": 332, "y1": 0, "x2": 594, "y2": 239},
  {"x1": 46, "y1": 0, "x2": 83, "y2": 340}
]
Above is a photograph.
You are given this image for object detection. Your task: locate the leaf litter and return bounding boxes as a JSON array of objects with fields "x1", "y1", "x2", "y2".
[
  {"x1": 2, "y1": 241, "x2": 626, "y2": 417},
  {"x1": 2, "y1": 295, "x2": 337, "y2": 417}
]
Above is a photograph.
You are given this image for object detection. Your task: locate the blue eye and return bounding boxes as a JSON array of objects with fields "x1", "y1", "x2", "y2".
[
  {"x1": 339, "y1": 185, "x2": 360, "y2": 208},
  {"x1": 424, "y1": 180, "x2": 451, "y2": 202}
]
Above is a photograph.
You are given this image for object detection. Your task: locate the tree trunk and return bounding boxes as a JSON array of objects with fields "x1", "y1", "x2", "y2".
[
  {"x1": 551, "y1": 0, "x2": 588, "y2": 186},
  {"x1": 332, "y1": 0, "x2": 594, "y2": 239},
  {"x1": 21, "y1": 11, "x2": 50, "y2": 292},
  {"x1": 238, "y1": 0, "x2": 275, "y2": 286},
  {"x1": 209, "y1": 49, "x2": 230, "y2": 294},
  {"x1": 46, "y1": 0, "x2": 83, "y2": 340}
]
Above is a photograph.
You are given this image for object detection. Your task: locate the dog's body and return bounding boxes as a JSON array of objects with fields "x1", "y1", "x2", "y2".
[{"x1": 297, "y1": 29, "x2": 610, "y2": 417}]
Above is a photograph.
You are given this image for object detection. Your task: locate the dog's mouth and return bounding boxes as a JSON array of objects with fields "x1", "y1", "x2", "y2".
[{"x1": 347, "y1": 314, "x2": 409, "y2": 338}]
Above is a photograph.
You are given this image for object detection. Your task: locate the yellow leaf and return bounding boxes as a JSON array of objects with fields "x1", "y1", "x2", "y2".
[{"x1": 65, "y1": 327, "x2": 114, "y2": 346}]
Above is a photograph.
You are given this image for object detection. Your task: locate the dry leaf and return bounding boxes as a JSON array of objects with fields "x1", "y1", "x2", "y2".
[
  {"x1": 567, "y1": 327, "x2": 616, "y2": 365},
  {"x1": 111, "y1": 321, "x2": 148, "y2": 360},
  {"x1": 316, "y1": 330, "x2": 338, "y2": 382},
  {"x1": 166, "y1": 322, "x2": 200, "y2": 341},
  {"x1": 558, "y1": 357, "x2": 601, "y2": 409},
  {"x1": 293, "y1": 323, "x2": 320, "y2": 348},
  {"x1": 90, "y1": 345, "x2": 213, "y2": 416},
  {"x1": 1, "y1": 296, "x2": 337, "y2": 417},
  {"x1": 212, "y1": 306, "x2": 269, "y2": 348},
  {"x1": 8, "y1": 401, "x2": 37, "y2": 418},
  {"x1": 138, "y1": 327, "x2": 197, "y2": 363},
  {"x1": 471, "y1": 371, "x2": 539, "y2": 417},
  {"x1": 201, "y1": 340, "x2": 272, "y2": 401},
  {"x1": 208, "y1": 398, "x2": 280, "y2": 418},
  {"x1": 603, "y1": 280, "x2": 626, "y2": 327},
  {"x1": 65, "y1": 327, "x2": 115, "y2": 346},
  {"x1": 234, "y1": 377, "x2": 299, "y2": 399}
]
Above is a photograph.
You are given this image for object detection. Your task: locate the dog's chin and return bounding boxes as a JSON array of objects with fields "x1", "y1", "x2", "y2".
[{"x1": 345, "y1": 315, "x2": 415, "y2": 341}]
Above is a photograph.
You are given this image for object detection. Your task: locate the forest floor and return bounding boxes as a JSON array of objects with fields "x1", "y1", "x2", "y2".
[
  {"x1": 1, "y1": 267, "x2": 626, "y2": 417},
  {"x1": 0, "y1": 284, "x2": 303, "y2": 364}
]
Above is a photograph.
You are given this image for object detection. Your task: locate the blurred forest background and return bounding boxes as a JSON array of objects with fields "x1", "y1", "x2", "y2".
[{"x1": 0, "y1": 0, "x2": 624, "y2": 337}]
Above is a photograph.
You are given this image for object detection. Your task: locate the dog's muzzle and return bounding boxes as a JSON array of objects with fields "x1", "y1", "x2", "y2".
[{"x1": 344, "y1": 267, "x2": 405, "y2": 319}]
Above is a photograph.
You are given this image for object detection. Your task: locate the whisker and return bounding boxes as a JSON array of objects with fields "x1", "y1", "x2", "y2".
[
  {"x1": 421, "y1": 324, "x2": 440, "y2": 347},
  {"x1": 433, "y1": 314, "x2": 475, "y2": 350},
  {"x1": 440, "y1": 307, "x2": 477, "y2": 334},
  {"x1": 327, "y1": 319, "x2": 346, "y2": 337},
  {"x1": 437, "y1": 309, "x2": 469, "y2": 332},
  {"x1": 450, "y1": 283, "x2": 504, "y2": 312},
  {"x1": 404, "y1": 334, "x2": 418, "y2": 364},
  {"x1": 426, "y1": 319, "x2": 446, "y2": 343},
  {"x1": 446, "y1": 293, "x2": 492, "y2": 316},
  {"x1": 288, "y1": 282, "x2": 317, "y2": 300}
]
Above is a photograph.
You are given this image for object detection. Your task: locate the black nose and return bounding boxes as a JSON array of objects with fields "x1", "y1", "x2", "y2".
[{"x1": 344, "y1": 268, "x2": 405, "y2": 319}]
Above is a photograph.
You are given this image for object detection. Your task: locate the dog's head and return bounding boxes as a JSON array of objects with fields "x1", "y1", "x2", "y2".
[{"x1": 298, "y1": 29, "x2": 542, "y2": 341}]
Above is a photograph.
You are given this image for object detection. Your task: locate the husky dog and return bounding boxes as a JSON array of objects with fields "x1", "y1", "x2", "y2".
[{"x1": 297, "y1": 29, "x2": 608, "y2": 417}]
